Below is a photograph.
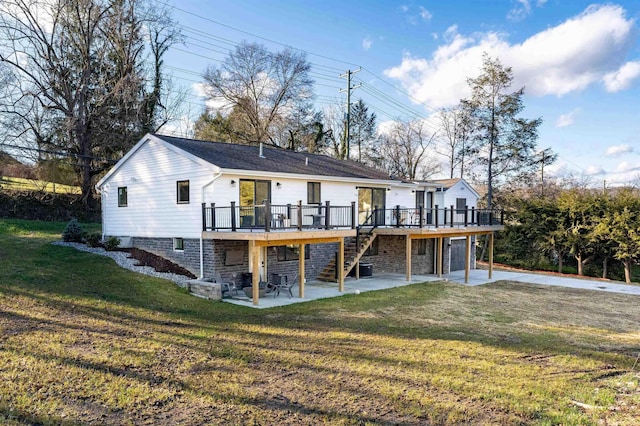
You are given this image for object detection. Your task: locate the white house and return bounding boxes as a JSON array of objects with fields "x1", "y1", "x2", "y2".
[{"x1": 97, "y1": 133, "x2": 503, "y2": 305}]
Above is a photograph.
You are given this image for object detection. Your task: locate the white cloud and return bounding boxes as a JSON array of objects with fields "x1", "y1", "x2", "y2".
[
  {"x1": 615, "y1": 161, "x2": 637, "y2": 172},
  {"x1": 384, "y1": 4, "x2": 636, "y2": 109},
  {"x1": 362, "y1": 37, "x2": 373, "y2": 51},
  {"x1": 603, "y1": 61, "x2": 640, "y2": 92},
  {"x1": 507, "y1": 0, "x2": 532, "y2": 22},
  {"x1": 419, "y1": 6, "x2": 432, "y2": 21},
  {"x1": 606, "y1": 144, "x2": 633, "y2": 157},
  {"x1": 555, "y1": 109, "x2": 580, "y2": 128},
  {"x1": 585, "y1": 165, "x2": 606, "y2": 176}
]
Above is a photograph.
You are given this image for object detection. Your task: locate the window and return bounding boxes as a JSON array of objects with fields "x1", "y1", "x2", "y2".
[
  {"x1": 415, "y1": 239, "x2": 427, "y2": 255},
  {"x1": 117, "y1": 187, "x2": 127, "y2": 207},
  {"x1": 173, "y1": 238, "x2": 184, "y2": 251},
  {"x1": 363, "y1": 238, "x2": 379, "y2": 256},
  {"x1": 177, "y1": 180, "x2": 190, "y2": 204},
  {"x1": 456, "y1": 198, "x2": 466, "y2": 213},
  {"x1": 307, "y1": 182, "x2": 321, "y2": 204},
  {"x1": 277, "y1": 244, "x2": 311, "y2": 261}
]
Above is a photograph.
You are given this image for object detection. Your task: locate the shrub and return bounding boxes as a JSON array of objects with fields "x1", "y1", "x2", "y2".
[
  {"x1": 62, "y1": 219, "x2": 84, "y2": 242},
  {"x1": 103, "y1": 236, "x2": 121, "y2": 251},
  {"x1": 85, "y1": 233, "x2": 102, "y2": 248}
]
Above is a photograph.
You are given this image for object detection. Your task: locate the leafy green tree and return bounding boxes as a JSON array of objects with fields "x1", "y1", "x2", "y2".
[
  {"x1": 462, "y1": 54, "x2": 544, "y2": 209},
  {"x1": 594, "y1": 189, "x2": 640, "y2": 283},
  {"x1": 350, "y1": 99, "x2": 377, "y2": 163}
]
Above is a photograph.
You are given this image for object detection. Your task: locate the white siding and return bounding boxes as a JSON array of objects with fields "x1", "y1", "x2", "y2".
[
  {"x1": 101, "y1": 139, "x2": 214, "y2": 239},
  {"x1": 440, "y1": 181, "x2": 477, "y2": 210}
]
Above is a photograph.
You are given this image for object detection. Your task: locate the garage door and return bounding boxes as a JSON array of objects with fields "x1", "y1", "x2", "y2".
[{"x1": 450, "y1": 239, "x2": 467, "y2": 271}]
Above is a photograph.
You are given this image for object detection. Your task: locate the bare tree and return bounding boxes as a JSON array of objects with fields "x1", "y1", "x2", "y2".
[
  {"x1": 378, "y1": 119, "x2": 439, "y2": 180},
  {"x1": 437, "y1": 105, "x2": 471, "y2": 179},
  {"x1": 0, "y1": 0, "x2": 181, "y2": 207},
  {"x1": 202, "y1": 42, "x2": 314, "y2": 146}
]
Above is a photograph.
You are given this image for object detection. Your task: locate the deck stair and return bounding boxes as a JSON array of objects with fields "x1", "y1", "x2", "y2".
[{"x1": 317, "y1": 232, "x2": 377, "y2": 282}]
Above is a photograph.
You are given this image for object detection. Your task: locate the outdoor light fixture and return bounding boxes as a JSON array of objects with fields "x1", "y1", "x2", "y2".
[
  {"x1": 230, "y1": 179, "x2": 236, "y2": 186},
  {"x1": 276, "y1": 182, "x2": 282, "y2": 188}
]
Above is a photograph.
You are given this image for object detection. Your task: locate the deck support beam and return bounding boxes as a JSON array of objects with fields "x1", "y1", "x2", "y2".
[
  {"x1": 488, "y1": 232, "x2": 494, "y2": 279},
  {"x1": 437, "y1": 237, "x2": 443, "y2": 278},
  {"x1": 299, "y1": 243, "x2": 305, "y2": 298},
  {"x1": 405, "y1": 235, "x2": 412, "y2": 281},
  {"x1": 465, "y1": 235, "x2": 471, "y2": 283},
  {"x1": 250, "y1": 241, "x2": 260, "y2": 306},
  {"x1": 338, "y1": 238, "x2": 345, "y2": 292}
]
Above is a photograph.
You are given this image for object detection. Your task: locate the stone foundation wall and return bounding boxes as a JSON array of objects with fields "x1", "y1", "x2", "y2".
[
  {"x1": 362, "y1": 236, "x2": 455, "y2": 275},
  {"x1": 187, "y1": 279, "x2": 222, "y2": 300},
  {"x1": 131, "y1": 237, "x2": 211, "y2": 277}
]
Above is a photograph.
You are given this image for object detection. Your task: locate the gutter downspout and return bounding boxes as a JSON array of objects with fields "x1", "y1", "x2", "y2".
[{"x1": 200, "y1": 172, "x2": 223, "y2": 279}]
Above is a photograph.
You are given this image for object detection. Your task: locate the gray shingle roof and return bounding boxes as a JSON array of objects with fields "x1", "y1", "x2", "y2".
[{"x1": 155, "y1": 134, "x2": 392, "y2": 180}]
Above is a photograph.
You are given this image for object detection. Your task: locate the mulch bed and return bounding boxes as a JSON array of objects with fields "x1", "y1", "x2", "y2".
[{"x1": 119, "y1": 247, "x2": 197, "y2": 279}]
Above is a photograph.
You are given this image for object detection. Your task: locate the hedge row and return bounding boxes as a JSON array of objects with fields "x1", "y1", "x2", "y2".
[{"x1": 0, "y1": 190, "x2": 101, "y2": 222}]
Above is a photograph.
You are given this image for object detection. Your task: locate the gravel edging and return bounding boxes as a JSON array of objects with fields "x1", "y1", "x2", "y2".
[{"x1": 52, "y1": 241, "x2": 192, "y2": 287}]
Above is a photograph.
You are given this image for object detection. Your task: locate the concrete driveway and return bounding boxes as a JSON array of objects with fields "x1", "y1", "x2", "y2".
[{"x1": 444, "y1": 269, "x2": 640, "y2": 295}]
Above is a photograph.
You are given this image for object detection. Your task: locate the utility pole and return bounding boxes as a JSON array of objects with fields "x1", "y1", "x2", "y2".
[{"x1": 339, "y1": 68, "x2": 361, "y2": 160}]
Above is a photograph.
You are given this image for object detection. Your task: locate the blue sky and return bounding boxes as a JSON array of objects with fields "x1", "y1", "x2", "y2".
[{"x1": 163, "y1": 0, "x2": 640, "y2": 186}]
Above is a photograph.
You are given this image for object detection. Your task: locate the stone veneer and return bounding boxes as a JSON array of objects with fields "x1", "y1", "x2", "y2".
[{"x1": 129, "y1": 234, "x2": 473, "y2": 284}]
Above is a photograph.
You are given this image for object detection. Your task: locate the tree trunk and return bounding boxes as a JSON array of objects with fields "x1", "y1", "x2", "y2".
[
  {"x1": 576, "y1": 254, "x2": 583, "y2": 275},
  {"x1": 558, "y1": 253, "x2": 563, "y2": 273},
  {"x1": 624, "y1": 259, "x2": 632, "y2": 284},
  {"x1": 602, "y1": 257, "x2": 608, "y2": 279}
]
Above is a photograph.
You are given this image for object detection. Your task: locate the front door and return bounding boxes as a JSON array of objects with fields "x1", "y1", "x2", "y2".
[{"x1": 239, "y1": 179, "x2": 271, "y2": 227}]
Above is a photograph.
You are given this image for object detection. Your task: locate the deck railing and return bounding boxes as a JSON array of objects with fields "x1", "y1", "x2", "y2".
[
  {"x1": 202, "y1": 201, "x2": 357, "y2": 232},
  {"x1": 203, "y1": 202, "x2": 503, "y2": 232},
  {"x1": 359, "y1": 205, "x2": 504, "y2": 228}
]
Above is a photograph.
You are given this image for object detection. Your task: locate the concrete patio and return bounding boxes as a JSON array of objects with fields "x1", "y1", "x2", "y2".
[{"x1": 223, "y1": 269, "x2": 640, "y2": 309}]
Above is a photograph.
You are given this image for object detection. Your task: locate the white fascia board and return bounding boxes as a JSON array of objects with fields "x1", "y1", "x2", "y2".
[
  {"x1": 219, "y1": 169, "x2": 396, "y2": 187},
  {"x1": 95, "y1": 133, "x2": 219, "y2": 190}
]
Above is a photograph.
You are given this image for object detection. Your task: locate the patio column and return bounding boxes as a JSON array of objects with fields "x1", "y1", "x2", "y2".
[
  {"x1": 488, "y1": 232, "x2": 494, "y2": 279},
  {"x1": 405, "y1": 235, "x2": 412, "y2": 281},
  {"x1": 465, "y1": 235, "x2": 471, "y2": 283},
  {"x1": 298, "y1": 243, "x2": 305, "y2": 298},
  {"x1": 250, "y1": 241, "x2": 260, "y2": 306},
  {"x1": 338, "y1": 238, "x2": 345, "y2": 292},
  {"x1": 437, "y1": 237, "x2": 443, "y2": 278}
]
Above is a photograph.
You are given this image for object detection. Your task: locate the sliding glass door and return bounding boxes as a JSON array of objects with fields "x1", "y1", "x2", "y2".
[{"x1": 239, "y1": 180, "x2": 271, "y2": 227}]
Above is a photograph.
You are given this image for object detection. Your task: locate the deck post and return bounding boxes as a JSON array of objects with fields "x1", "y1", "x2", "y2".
[
  {"x1": 395, "y1": 205, "x2": 401, "y2": 227},
  {"x1": 419, "y1": 206, "x2": 424, "y2": 228},
  {"x1": 450, "y1": 205, "x2": 454, "y2": 227},
  {"x1": 351, "y1": 201, "x2": 356, "y2": 229},
  {"x1": 437, "y1": 237, "x2": 443, "y2": 278},
  {"x1": 338, "y1": 238, "x2": 345, "y2": 292},
  {"x1": 201, "y1": 203, "x2": 207, "y2": 231},
  {"x1": 465, "y1": 235, "x2": 471, "y2": 283},
  {"x1": 464, "y1": 206, "x2": 468, "y2": 227},
  {"x1": 435, "y1": 205, "x2": 439, "y2": 228},
  {"x1": 230, "y1": 201, "x2": 237, "y2": 231},
  {"x1": 471, "y1": 207, "x2": 475, "y2": 225},
  {"x1": 325, "y1": 201, "x2": 331, "y2": 229},
  {"x1": 251, "y1": 241, "x2": 260, "y2": 306},
  {"x1": 264, "y1": 201, "x2": 271, "y2": 232},
  {"x1": 489, "y1": 232, "x2": 494, "y2": 279},
  {"x1": 297, "y1": 200, "x2": 303, "y2": 231},
  {"x1": 299, "y1": 243, "x2": 305, "y2": 298},
  {"x1": 211, "y1": 203, "x2": 216, "y2": 230},
  {"x1": 405, "y1": 235, "x2": 412, "y2": 281}
]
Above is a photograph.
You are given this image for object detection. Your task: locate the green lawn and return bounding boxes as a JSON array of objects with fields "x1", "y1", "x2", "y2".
[{"x1": 1, "y1": 219, "x2": 639, "y2": 425}]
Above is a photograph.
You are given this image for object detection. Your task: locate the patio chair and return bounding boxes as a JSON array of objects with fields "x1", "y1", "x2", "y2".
[
  {"x1": 274, "y1": 273, "x2": 297, "y2": 298},
  {"x1": 215, "y1": 271, "x2": 238, "y2": 296}
]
